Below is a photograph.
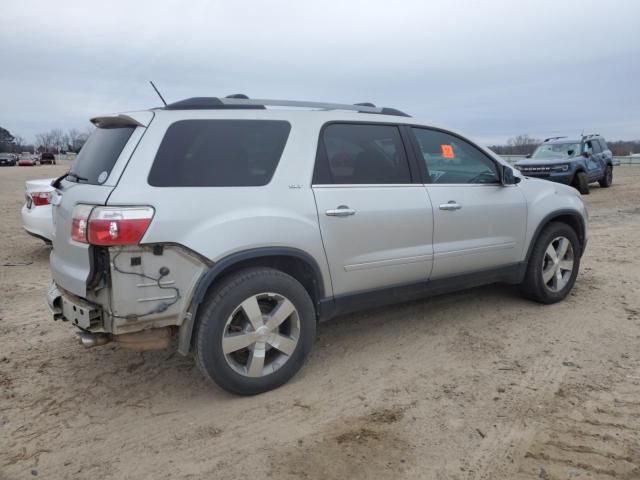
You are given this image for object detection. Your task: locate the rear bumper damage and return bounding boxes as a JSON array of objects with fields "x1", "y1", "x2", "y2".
[
  {"x1": 48, "y1": 281, "x2": 173, "y2": 351},
  {"x1": 47, "y1": 244, "x2": 208, "y2": 351}
]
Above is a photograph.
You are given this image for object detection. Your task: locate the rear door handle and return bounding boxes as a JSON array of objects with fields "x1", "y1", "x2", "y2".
[
  {"x1": 326, "y1": 205, "x2": 356, "y2": 217},
  {"x1": 439, "y1": 201, "x2": 462, "y2": 211}
]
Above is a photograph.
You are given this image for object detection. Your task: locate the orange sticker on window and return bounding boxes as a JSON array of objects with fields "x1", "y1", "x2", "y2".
[{"x1": 441, "y1": 144, "x2": 455, "y2": 159}]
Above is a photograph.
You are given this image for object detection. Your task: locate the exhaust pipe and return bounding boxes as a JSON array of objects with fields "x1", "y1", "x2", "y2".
[
  {"x1": 76, "y1": 328, "x2": 171, "y2": 351},
  {"x1": 77, "y1": 331, "x2": 111, "y2": 348}
]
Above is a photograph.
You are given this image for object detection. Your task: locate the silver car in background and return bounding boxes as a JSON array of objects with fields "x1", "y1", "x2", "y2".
[
  {"x1": 22, "y1": 178, "x2": 55, "y2": 244},
  {"x1": 46, "y1": 96, "x2": 588, "y2": 395}
]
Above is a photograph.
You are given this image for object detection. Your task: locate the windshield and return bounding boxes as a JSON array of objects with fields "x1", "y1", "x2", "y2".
[
  {"x1": 532, "y1": 142, "x2": 581, "y2": 160},
  {"x1": 69, "y1": 126, "x2": 135, "y2": 184}
]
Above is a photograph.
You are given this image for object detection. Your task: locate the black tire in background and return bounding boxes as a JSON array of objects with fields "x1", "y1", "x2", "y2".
[
  {"x1": 520, "y1": 222, "x2": 581, "y2": 304},
  {"x1": 573, "y1": 171, "x2": 590, "y2": 195},
  {"x1": 599, "y1": 165, "x2": 613, "y2": 188},
  {"x1": 194, "y1": 267, "x2": 316, "y2": 395}
]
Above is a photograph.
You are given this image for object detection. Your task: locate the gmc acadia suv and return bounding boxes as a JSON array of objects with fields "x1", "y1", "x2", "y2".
[
  {"x1": 514, "y1": 135, "x2": 613, "y2": 194},
  {"x1": 47, "y1": 96, "x2": 588, "y2": 394}
]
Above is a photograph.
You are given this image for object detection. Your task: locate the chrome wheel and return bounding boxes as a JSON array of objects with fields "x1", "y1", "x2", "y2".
[
  {"x1": 542, "y1": 236, "x2": 574, "y2": 292},
  {"x1": 222, "y1": 293, "x2": 300, "y2": 378}
]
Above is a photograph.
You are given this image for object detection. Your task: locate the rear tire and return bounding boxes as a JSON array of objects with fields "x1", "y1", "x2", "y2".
[
  {"x1": 194, "y1": 267, "x2": 316, "y2": 395},
  {"x1": 520, "y1": 222, "x2": 581, "y2": 304},
  {"x1": 599, "y1": 165, "x2": 613, "y2": 188},
  {"x1": 573, "y1": 171, "x2": 589, "y2": 194}
]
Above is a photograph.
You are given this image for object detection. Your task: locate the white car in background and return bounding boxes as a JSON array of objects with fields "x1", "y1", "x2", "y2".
[{"x1": 22, "y1": 178, "x2": 55, "y2": 244}]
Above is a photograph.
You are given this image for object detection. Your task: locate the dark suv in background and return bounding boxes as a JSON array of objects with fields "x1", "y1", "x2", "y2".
[
  {"x1": 514, "y1": 135, "x2": 613, "y2": 194},
  {"x1": 40, "y1": 152, "x2": 56, "y2": 165}
]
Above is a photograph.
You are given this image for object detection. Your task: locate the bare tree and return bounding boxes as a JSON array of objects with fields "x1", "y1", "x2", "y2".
[
  {"x1": 50, "y1": 128, "x2": 64, "y2": 153},
  {"x1": 35, "y1": 131, "x2": 55, "y2": 152},
  {"x1": 73, "y1": 126, "x2": 94, "y2": 152},
  {"x1": 67, "y1": 128, "x2": 81, "y2": 152},
  {"x1": 490, "y1": 134, "x2": 542, "y2": 155},
  {"x1": 13, "y1": 135, "x2": 25, "y2": 151}
]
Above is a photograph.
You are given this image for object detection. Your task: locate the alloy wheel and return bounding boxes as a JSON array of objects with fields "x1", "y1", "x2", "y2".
[
  {"x1": 541, "y1": 236, "x2": 575, "y2": 292},
  {"x1": 222, "y1": 293, "x2": 300, "y2": 378}
]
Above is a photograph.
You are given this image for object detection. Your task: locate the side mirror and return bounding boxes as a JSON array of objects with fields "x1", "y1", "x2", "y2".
[
  {"x1": 502, "y1": 165, "x2": 521, "y2": 185},
  {"x1": 525, "y1": 153, "x2": 532, "y2": 158},
  {"x1": 582, "y1": 151, "x2": 591, "y2": 158}
]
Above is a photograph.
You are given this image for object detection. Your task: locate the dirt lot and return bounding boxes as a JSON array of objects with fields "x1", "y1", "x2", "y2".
[{"x1": 1, "y1": 165, "x2": 640, "y2": 480}]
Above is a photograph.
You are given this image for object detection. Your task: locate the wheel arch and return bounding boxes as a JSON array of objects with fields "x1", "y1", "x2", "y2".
[
  {"x1": 178, "y1": 247, "x2": 326, "y2": 355},
  {"x1": 525, "y1": 210, "x2": 586, "y2": 264},
  {"x1": 571, "y1": 166, "x2": 586, "y2": 181}
]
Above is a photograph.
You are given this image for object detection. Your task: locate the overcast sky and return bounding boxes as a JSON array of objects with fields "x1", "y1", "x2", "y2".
[{"x1": 2, "y1": 0, "x2": 639, "y2": 145}]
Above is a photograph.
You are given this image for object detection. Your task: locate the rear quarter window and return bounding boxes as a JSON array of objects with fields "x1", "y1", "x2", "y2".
[{"x1": 148, "y1": 120, "x2": 291, "y2": 187}]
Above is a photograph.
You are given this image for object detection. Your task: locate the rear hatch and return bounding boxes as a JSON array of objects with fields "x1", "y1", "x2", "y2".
[{"x1": 50, "y1": 112, "x2": 153, "y2": 297}]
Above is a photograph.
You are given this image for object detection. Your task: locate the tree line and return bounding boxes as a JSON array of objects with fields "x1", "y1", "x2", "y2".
[
  {"x1": 489, "y1": 134, "x2": 640, "y2": 156},
  {"x1": 0, "y1": 125, "x2": 93, "y2": 154},
  {"x1": 3, "y1": 125, "x2": 638, "y2": 157}
]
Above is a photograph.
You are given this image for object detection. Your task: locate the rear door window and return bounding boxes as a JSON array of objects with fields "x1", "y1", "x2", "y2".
[
  {"x1": 313, "y1": 123, "x2": 411, "y2": 184},
  {"x1": 69, "y1": 126, "x2": 135, "y2": 184},
  {"x1": 148, "y1": 120, "x2": 291, "y2": 187},
  {"x1": 598, "y1": 139, "x2": 609, "y2": 152}
]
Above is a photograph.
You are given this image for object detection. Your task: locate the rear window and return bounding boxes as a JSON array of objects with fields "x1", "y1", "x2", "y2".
[
  {"x1": 148, "y1": 120, "x2": 291, "y2": 187},
  {"x1": 41, "y1": 153, "x2": 54, "y2": 159},
  {"x1": 69, "y1": 126, "x2": 135, "y2": 184}
]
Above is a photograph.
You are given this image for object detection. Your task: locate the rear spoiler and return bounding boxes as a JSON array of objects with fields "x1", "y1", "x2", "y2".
[{"x1": 90, "y1": 111, "x2": 154, "y2": 128}]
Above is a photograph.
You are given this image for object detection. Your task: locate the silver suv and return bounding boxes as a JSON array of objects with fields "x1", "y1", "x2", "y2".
[{"x1": 47, "y1": 96, "x2": 588, "y2": 394}]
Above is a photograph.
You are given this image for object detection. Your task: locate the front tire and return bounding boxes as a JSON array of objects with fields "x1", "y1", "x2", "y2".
[
  {"x1": 573, "y1": 171, "x2": 590, "y2": 195},
  {"x1": 599, "y1": 165, "x2": 613, "y2": 188},
  {"x1": 520, "y1": 222, "x2": 581, "y2": 304},
  {"x1": 194, "y1": 268, "x2": 316, "y2": 395}
]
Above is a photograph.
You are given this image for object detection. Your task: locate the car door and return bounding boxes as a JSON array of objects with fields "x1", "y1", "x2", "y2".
[
  {"x1": 312, "y1": 123, "x2": 434, "y2": 297},
  {"x1": 585, "y1": 139, "x2": 605, "y2": 181},
  {"x1": 409, "y1": 127, "x2": 527, "y2": 279}
]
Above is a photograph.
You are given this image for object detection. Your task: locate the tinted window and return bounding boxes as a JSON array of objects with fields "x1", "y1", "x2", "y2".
[
  {"x1": 41, "y1": 153, "x2": 54, "y2": 160},
  {"x1": 598, "y1": 139, "x2": 608, "y2": 152},
  {"x1": 149, "y1": 120, "x2": 290, "y2": 187},
  {"x1": 69, "y1": 126, "x2": 135, "y2": 184},
  {"x1": 314, "y1": 124, "x2": 411, "y2": 184},
  {"x1": 411, "y1": 128, "x2": 498, "y2": 184}
]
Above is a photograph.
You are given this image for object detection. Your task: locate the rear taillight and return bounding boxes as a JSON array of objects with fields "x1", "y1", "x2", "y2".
[
  {"x1": 31, "y1": 191, "x2": 51, "y2": 206},
  {"x1": 71, "y1": 205, "x2": 94, "y2": 242},
  {"x1": 71, "y1": 205, "x2": 154, "y2": 245},
  {"x1": 87, "y1": 206, "x2": 154, "y2": 246}
]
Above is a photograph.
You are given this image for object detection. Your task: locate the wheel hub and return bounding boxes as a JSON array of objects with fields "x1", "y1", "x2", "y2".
[{"x1": 256, "y1": 325, "x2": 270, "y2": 340}]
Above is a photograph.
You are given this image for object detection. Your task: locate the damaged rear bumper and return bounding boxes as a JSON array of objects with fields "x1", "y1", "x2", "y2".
[{"x1": 47, "y1": 281, "x2": 102, "y2": 329}]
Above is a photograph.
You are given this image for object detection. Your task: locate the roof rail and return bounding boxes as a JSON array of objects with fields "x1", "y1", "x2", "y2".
[
  {"x1": 163, "y1": 97, "x2": 411, "y2": 117},
  {"x1": 544, "y1": 136, "x2": 567, "y2": 142},
  {"x1": 581, "y1": 133, "x2": 600, "y2": 139}
]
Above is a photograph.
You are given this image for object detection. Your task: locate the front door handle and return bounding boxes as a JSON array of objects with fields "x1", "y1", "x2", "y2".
[
  {"x1": 326, "y1": 205, "x2": 356, "y2": 217},
  {"x1": 439, "y1": 201, "x2": 462, "y2": 211}
]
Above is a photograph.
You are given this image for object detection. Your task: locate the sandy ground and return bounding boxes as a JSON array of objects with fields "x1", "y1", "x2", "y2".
[{"x1": 1, "y1": 164, "x2": 640, "y2": 480}]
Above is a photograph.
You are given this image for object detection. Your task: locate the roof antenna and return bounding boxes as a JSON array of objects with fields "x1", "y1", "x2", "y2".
[{"x1": 149, "y1": 81, "x2": 167, "y2": 107}]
